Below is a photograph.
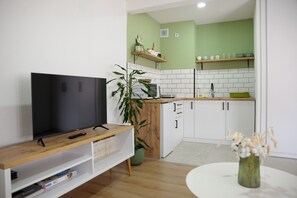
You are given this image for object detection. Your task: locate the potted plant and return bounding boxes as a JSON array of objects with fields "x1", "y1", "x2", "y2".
[{"x1": 107, "y1": 64, "x2": 150, "y2": 165}]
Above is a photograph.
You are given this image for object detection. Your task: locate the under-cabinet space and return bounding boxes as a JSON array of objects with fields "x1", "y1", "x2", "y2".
[
  {"x1": 93, "y1": 129, "x2": 134, "y2": 176},
  {"x1": 11, "y1": 144, "x2": 92, "y2": 193}
]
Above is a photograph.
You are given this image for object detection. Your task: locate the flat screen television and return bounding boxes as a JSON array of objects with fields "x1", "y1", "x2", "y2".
[{"x1": 31, "y1": 73, "x2": 107, "y2": 140}]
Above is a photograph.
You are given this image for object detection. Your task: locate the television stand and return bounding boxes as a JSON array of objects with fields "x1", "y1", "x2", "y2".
[
  {"x1": 93, "y1": 125, "x2": 109, "y2": 130},
  {"x1": 0, "y1": 124, "x2": 133, "y2": 198},
  {"x1": 37, "y1": 138, "x2": 45, "y2": 147}
]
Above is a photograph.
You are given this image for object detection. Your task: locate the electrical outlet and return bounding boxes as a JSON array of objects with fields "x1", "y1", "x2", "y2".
[{"x1": 175, "y1": 33, "x2": 179, "y2": 38}]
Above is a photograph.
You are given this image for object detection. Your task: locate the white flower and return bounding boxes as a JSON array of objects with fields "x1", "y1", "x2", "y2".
[{"x1": 224, "y1": 128, "x2": 277, "y2": 161}]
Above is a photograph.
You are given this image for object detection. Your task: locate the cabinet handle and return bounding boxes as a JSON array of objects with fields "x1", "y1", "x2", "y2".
[
  {"x1": 175, "y1": 120, "x2": 178, "y2": 128},
  {"x1": 174, "y1": 103, "x2": 176, "y2": 112},
  {"x1": 227, "y1": 102, "x2": 229, "y2": 110},
  {"x1": 222, "y1": 102, "x2": 225, "y2": 110},
  {"x1": 191, "y1": 101, "x2": 193, "y2": 110}
]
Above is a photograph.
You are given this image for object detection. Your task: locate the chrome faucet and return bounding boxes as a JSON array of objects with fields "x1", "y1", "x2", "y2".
[{"x1": 210, "y1": 83, "x2": 215, "y2": 98}]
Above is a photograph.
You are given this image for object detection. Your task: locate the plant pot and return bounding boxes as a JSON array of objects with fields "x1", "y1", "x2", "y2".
[
  {"x1": 131, "y1": 148, "x2": 144, "y2": 166},
  {"x1": 238, "y1": 155, "x2": 260, "y2": 188}
]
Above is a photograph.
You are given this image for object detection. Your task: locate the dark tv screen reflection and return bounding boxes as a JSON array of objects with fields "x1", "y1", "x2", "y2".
[{"x1": 31, "y1": 73, "x2": 107, "y2": 139}]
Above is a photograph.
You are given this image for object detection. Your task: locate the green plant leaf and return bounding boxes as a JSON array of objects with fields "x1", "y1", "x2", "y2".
[{"x1": 113, "y1": 71, "x2": 124, "y2": 76}]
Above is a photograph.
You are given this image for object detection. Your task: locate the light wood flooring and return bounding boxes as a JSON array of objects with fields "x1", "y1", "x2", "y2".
[{"x1": 61, "y1": 160, "x2": 195, "y2": 198}]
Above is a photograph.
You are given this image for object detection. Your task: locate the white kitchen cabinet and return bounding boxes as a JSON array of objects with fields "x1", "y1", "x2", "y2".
[
  {"x1": 160, "y1": 101, "x2": 183, "y2": 158},
  {"x1": 183, "y1": 100, "x2": 195, "y2": 138},
  {"x1": 194, "y1": 101, "x2": 225, "y2": 143},
  {"x1": 173, "y1": 101, "x2": 183, "y2": 147},
  {"x1": 225, "y1": 101, "x2": 255, "y2": 137},
  {"x1": 160, "y1": 103, "x2": 175, "y2": 158},
  {"x1": 194, "y1": 100, "x2": 255, "y2": 144}
]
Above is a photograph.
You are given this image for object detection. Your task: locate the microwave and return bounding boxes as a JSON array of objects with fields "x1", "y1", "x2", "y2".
[{"x1": 133, "y1": 83, "x2": 160, "y2": 99}]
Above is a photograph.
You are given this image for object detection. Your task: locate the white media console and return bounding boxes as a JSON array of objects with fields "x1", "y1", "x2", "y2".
[{"x1": 0, "y1": 124, "x2": 134, "y2": 198}]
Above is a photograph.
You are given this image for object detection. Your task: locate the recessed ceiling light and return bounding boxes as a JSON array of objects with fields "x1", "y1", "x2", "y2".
[{"x1": 197, "y1": 2, "x2": 206, "y2": 8}]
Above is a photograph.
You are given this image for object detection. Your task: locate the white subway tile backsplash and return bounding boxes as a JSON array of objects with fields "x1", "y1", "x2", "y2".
[
  {"x1": 239, "y1": 78, "x2": 249, "y2": 83},
  {"x1": 219, "y1": 79, "x2": 229, "y2": 83},
  {"x1": 214, "y1": 74, "x2": 224, "y2": 79},
  {"x1": 162, "y1": 70, "x2": 172, "y2": 74},
  {"x1": 210, "y1": 79, "x2": 219, "y2": 83},
  {"x1": 234, "y1": 83, "x2": 244, "y2": 88},
  {"x1": 186, "y1": 84, "x2": 193, "y2": 89},
  {"x1": 239, "y1": 88, "x2": 249, "y2": 92},
  {"x1": 197, "y1": 74, "x2": 205, "y2": 79},
  {"x1": 172, "y1": 79, "x2": 181, "y2": 84},
  {"x1": 185, "y1": 94, "x2": 193, "y2": 98},
  {"x1": 224, "y1": 74, "x2": 234, "y2": 78},
  {"x1": 215, "y1": 84, "x2": 224, "y2": 88},
  {"x1": 176, "y1": 84, "x2": 186, "y2": 88},
  {"x1": 219, "y1": 70, "x2": 229, "y2": 74},
  {"x1": 199, "y1": 79, "x2": 210, "y2": 83},
  {"x1": 244, "y1": 83, "x2": 255, "y2": 88},
  {"x1": 234, "y1": 74, "x2": 244, "y2": 78},
  {"x1": 219, "y1": 88, "x2": 229, "y2": 93},
  {"x1": 181, "y1": 79, "x2": 190, "y2": 83},
  {"x1": 205, "y1": 74, "x2": 214, "y2": 79},
  {"x1": 249, "y1": 78, "x2": 255, "y2": 83},
  {"x1": 177, "y1": 74, "x2": 186, "y2": 79},
  {"x1": 186, "y1": 74, "x2": 193, "y2": 78},
  {"x1": 228, "y1": 69, "x2": 239, "y2": 73},
  {"x1": 229, "y1": 88, "x2": 239, "y2": 92},
  {"x1": 163, "y1": 79, "x2": 172, "y2": 84},
  {"x1": 167, "y1": 74, "x2": 177, "y2": 79},
  {"x1": 172, "y1": 69, "x2": 181, "y2": 74},
  {"x1": 244, "y1": 73, "x2": 254, "y2": 78},
  {"x1": 168, "y1": 84, "x2": 177, "y2": 88},
  {"x1": 238, "y1": 68, "x2": 249, "y2": 73},
  {"x1": 224, "y1": 83, "x2": 234, "y2": 88},
  {"x1": 128, "y1": 63, "x2": 254, "y2": 98},
  {"x1": 229, "y1": 79, "x2": 239, "y2": 83}
]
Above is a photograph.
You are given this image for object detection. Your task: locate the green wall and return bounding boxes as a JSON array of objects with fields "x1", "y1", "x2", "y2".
[
  {"x1": 127, "y1": 15, "x2": 254, "y2": 70},
  {"x1": 160, "y1": 21, "x2": 196, "y2": 70},
  {"x1": 127, "y1": 13, "x2": 161, "y2": 68},
  {"x1": 195, "y1": 19, "x2": 254, "y2": 57}
]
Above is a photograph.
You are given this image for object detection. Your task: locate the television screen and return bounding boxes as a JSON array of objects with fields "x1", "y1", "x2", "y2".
[{"x1": 31, "y1": 73, "x2": 107, "y2": 139}]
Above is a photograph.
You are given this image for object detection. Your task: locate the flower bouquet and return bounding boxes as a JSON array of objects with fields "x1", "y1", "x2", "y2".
[{"x1": 226, "y1": 128, "x2": 277, "y2": 188}]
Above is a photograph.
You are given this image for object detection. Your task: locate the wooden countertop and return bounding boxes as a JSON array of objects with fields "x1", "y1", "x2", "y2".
[
  {"x1": 0, "y1": 124, "x2": 133, "y2": 169},
  {"x1": 143, "y1": 97, "x2": 255, "y2": 104}
]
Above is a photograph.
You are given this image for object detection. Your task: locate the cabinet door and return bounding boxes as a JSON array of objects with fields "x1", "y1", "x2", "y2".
[
  {"x1": 183, "y1": 101, "x2": 195, "y2": 138},
  {"x1": 174, "y1": 101, "x2": 183, "y2": 146},
  {"x1": 194, "y1": 101, "x2": 225, "y2": 141},
  {"x1": 225, "y1": 101, "x2": 255, "y2": 137},
  {"x1": 160, "y1": 103, "x2": 174, "y2": 158}
]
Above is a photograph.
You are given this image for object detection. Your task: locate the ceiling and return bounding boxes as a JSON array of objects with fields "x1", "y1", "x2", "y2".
[{"x1": 127, "y1": 0, "x2": 255, "y2": 25}]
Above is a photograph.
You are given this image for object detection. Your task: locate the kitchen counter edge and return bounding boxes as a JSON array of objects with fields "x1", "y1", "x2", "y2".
[{"x1": 143, "y1": 97, "x2": 256, "y2": 104}]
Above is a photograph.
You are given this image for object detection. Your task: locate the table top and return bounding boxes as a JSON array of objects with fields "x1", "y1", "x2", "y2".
[{"x1": 186, "y1": 162, "x2": 297, "y2": 198}]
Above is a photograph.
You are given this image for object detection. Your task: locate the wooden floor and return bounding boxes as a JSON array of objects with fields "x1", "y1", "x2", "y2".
[{"x1": 61, "y1": 160, "x2": 196, "y2": 198}]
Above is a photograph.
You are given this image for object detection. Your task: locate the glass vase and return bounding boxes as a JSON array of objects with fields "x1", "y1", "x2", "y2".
[{"x1": 238, "y1": 155, "x2": 260, "y2": 188}]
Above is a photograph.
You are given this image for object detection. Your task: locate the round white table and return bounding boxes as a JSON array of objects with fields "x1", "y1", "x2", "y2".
[{"x1": 186, "y1": 162, "x2": 297, "y2": 198}]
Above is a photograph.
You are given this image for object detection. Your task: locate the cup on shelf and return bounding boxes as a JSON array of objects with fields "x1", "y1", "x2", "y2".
[
  {"x1": 197, "y1": 56, "x2": 202, "y2": 61},
  {"x1": 215, "y1": 55, "x2": 220, "y2": 60},
  {"x1": 203, "y1": 56, "x2": 208, "y2": 60}
]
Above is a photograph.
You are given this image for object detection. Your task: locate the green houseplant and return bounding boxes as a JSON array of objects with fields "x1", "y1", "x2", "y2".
[{"x1": 107, "y1": 64, "x2": 150, "y2": 165}]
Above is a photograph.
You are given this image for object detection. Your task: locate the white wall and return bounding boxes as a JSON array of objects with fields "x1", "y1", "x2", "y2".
[
  {"x1": 0, "y1": 0, "x2": 127, "y2": 147},
  {"x1": 265, "y1": 0, "x2": 297, "y2": 158}
]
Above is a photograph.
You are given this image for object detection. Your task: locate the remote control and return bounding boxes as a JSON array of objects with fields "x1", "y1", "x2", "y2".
[{"x1": 68, "y1": 132, "x2": 87, "y2": 139}]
